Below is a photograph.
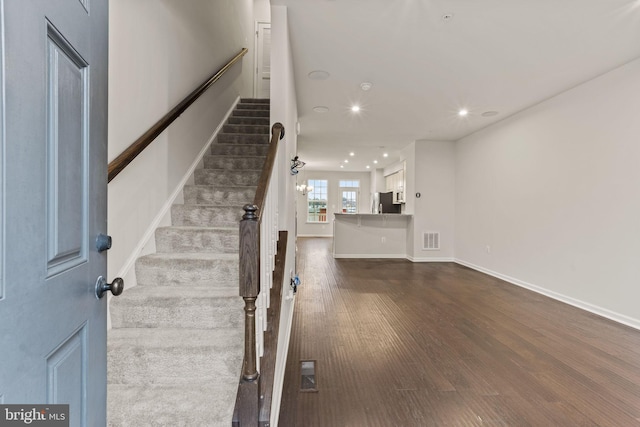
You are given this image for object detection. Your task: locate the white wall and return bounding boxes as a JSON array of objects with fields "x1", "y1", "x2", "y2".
[
  {"x1": 296, "y1": 171, "x2": 372, "y2": 237},
  {"x1": 254, "y1": 0, "x2": 271, "y2": 22},
  {"x1": 107, "y1": 0, "x2": 254, "y2": 283},
  {"x1": 410, "y1": 140, "x2": 455, "y2": 261},
  {"x1": 270, "y1": 5, "x2": 298, "y2": 426},
  {"x1": 455, "y1": 57, "x2": 640, "y2": 328}
]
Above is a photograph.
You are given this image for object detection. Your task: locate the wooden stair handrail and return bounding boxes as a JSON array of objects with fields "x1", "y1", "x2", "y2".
[
  {"x1": 252, "y1": 123, "x2": 284, "y2": 217},
  {"x1": 107, "y1": 47, "x2": 248, "y2": 183}
]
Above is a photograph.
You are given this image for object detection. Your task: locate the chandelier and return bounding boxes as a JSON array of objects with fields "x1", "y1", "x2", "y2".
[{"x1": 296, "y1": 182, "x2": 314, "y2": 195}]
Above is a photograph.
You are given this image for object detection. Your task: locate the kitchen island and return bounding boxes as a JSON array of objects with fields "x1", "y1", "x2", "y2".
[{"x1": 333, "y1": 213, "x2": 412, "y2": 258}]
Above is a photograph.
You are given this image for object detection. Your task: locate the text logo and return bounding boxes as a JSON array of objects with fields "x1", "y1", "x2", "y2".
[{"x1": 0, "y1": 405, "x2": 69, "y2": 427}]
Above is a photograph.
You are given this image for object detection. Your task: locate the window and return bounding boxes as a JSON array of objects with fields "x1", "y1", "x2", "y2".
[
  {"x1": 339, "y1": 180, "x2": 359, "y2": 188},
  {"x1": 342, "y1": 191, "x2": 357, "y2": 213},
  {"x1": 307, "y1": 179, "x2": 328, "y2": 222},
  {"x1": 339, "y1": 180, "x2": 359, "y2": 214}
]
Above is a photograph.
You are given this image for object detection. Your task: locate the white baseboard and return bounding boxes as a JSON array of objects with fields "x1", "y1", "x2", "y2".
[
  {"x1": 112, "y1": 97, "x2": 240, "y2": 289},
  {"x1": 455, "y1": 258, "x2": 640, "y2": 331},
  {"x1": 332, "y1": 254, "x2": 454, "y2": 262},
  {"x1": 333, "y1": 253, "x2": 407, "y2": 259},
  {"x1": 297, "y1": 234, "x2": 332, "y2": 238},
  {"x1": 408, "y1": 256, "x2": 455, "y2": 263}
]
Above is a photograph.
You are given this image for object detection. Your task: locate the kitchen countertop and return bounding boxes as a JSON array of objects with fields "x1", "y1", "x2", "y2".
[{"x1": 334, "y1": 213, "x2": 412, "y2": 217}]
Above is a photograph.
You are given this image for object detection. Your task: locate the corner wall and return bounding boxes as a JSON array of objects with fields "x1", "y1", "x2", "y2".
[
  {"x1": 410, "y1": 140, "x2": 456, "y2": 261},
  {"x1": 107, "y1": 0, "x2": 254, "y2": 284},
  {"x1": 270, "y1": 5, "x2": 298, "y2": 426},
  {"x1": 455, "y1": 57, "x2": 640, "y2": 328}
]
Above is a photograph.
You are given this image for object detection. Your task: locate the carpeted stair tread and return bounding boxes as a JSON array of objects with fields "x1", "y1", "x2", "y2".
[
  {"x1": 107, "y1": 383, "x2": 238, "y2": 427},
  {"x1": 240, "y1": 98, "x2": 269, "y2": 103},
  {"x1": 183, "y1": 185, "x2": 257, "y2": 206},
  {"x1": 113, "y1": 285, "x2": 241, "y2": 299},
  {"x1": 217, "y1": 133, "x2": 269, "y2": 144},
  {"x1": 223, "y1": 124, "x2": 270, "y2": 134},
  {"x1": 109, "y1": 286, "x2": 243, "y2": 330},
  {"x1": 203, "y1": 155, "x2": 266, "y2": 170},
  {"x1": 211, "y1": 143, "x2": 269, "y2": 156},
  {"x1": 108, "y1": 328, "x2": 242, "y2": 385},
  {"x1": 195, "y1": 169, "x2": 262, "y2": 186},
  {"x1": 235, "y1": 103, "x2": 269, "y2": 110},
  {"x1": 155, "y1": 226, "x2": 238, "y2": 253},
  {"x1": 232, "y1": 109, "x2": 269, "y2": 118},
  {"x1": 135, "y1": 252, "x2": 239, "y2": 287},
  {"x1": 171, "y1": 205, "x2": 245, "y2": 228},
  {"x1": 228, "y1": 116, "x2": 269, "y2": 125}
]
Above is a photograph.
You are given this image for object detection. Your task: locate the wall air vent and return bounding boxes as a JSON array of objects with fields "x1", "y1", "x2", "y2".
[{"x1": 423, "y1": 232, "x2": 440, "y2": 251}]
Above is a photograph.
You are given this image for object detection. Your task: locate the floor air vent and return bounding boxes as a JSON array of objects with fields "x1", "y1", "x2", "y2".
[
  {"x1": 300, "y1": 360, "x2": 318, "y2": 392},
  {"x1": 423, "y1": 232, "x2": 440, "y2": 250}
]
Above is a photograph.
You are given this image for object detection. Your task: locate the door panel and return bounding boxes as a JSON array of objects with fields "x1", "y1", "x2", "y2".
[
  {"x1": 46, "y1": 324, "x2": 86, "y2": 421},
  {"x1": 46, "y1": 21, "x2": 89, "y2": 276},
  {"x1": 255, "y1": 22, "x2": 271, "y2": 99},
  {"x1": 0, "y1": 1, "x2": 108, "y2": 426}
]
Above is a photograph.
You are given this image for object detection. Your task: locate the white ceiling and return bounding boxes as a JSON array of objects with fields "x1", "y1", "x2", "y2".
[{"x1": 271, "y1": 0, "x2": 640, "y2": 171}]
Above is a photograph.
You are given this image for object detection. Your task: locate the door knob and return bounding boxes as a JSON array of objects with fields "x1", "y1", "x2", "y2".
[{"x1": 95, "y1": 276, "x2": 124, "y2": 299}]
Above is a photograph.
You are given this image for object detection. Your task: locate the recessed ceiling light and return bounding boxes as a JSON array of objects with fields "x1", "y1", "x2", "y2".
[
  {"x1": 360, "y1": 82, "x2": 373, "y2": 91},
  {"x1": 481, "y1": 111, "x2": 499, "y2": 117},
  {"x1": 349, "y1": 152, "x2": 355, "y2": 157},
  {"x1": 351, "y1": 105, "x2": 361, "y2": 112},
  {"x1": 344, "y1": 159, "x2": 349, "y2": 163},
  {"x1": 313, "y1": 106, "x2": 329, "y2": 113},
  {"x1": 366, "y1": 165, "x2": 370, "y2": 169},
  {"x1": 340, "y1": 164, "x2": 344, "y2": 168},
  {"x1": 383, "y1": 153, "x2": 388, "y2": 158},
  {"x1": 458, "y1": 109, "x2": 469, "y2": 117},
  {"x1": 373, "y1": 160, "x2": 378, "y2": 164},
  {"x1": 308, "y1": 70, "x2": 330, "y2": 80}
]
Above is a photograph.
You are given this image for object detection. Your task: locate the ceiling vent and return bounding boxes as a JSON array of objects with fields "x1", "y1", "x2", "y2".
[{"x1": 423, "y1": 232, "x2": 440, "y2": 251}]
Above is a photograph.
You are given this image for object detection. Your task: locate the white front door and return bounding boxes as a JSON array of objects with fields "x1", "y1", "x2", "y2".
[{"x1": 0, "y1": 0, "x2": 109, "y2": 426}]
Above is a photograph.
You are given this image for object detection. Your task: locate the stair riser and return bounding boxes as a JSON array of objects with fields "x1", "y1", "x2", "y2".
[
  {"x1": 239, "y1": 98, "x2": 270, "y2": 104},
  {"x1": 195, "y1": 169, "x2": 261, "y2": 186},
  {"x1": 228, "y1": 117, "x2": 269, "y2": 126},
  {"x1": 235, "y1": 103, "x2": 269, "y2": 110},
  {"x1": 203, "y1": 156, "x2": 266, "y2": 170},
  {"x1": 222, "y1": 124, "x2": 270, "y2": 134},
  {"x1": 135, "y1": 255, "x2": 238, "y2": 287},
  {"x1": 172, "y1": 205, "x2": 243, "y2": 228},
  {"x1": 217, "y1": 133, "x2": 269, "y2": 144},
  {"x1": 108, "y1": 344, "x2": 242, "y2": 385},
  {"x1": 232, "y1": 109, "x2": 269, "y2": 118},
  {"x1": 210, "y1": 144, "x2": 269, "y2": 156},
  {"x1": 183, "y1": 186, "x2": 256, "y2": 206},
  {"x1": 155, "y1": 228, "x2": 239, "y2": 253},
  {"x1": 110, "y1": 296, "x2": 243, "y2": 329}
]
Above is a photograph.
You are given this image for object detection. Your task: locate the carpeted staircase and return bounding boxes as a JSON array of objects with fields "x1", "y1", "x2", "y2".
[{"x1": 107, "y1": 99, "x2": 270, "y2": 426}]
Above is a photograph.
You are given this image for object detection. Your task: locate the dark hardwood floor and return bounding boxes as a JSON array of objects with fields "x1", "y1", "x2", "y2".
[{"x1": 278, "y1": 237, "x2": 640, "y2": 426}]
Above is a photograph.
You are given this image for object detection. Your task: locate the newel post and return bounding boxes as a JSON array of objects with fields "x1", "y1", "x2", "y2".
[{"x1": 239, "y1": 204, "x2": 260, "y2": 381}]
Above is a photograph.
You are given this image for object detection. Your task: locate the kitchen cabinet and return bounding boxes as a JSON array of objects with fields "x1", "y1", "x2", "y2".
[{"x1": 384, "y1": 168, "x2": 405, "y2": 203}]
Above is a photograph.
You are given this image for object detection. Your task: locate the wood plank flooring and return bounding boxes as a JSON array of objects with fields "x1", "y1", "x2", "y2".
[{"x1": 278, "y1": 237, "x2": 640, "y2": 426}]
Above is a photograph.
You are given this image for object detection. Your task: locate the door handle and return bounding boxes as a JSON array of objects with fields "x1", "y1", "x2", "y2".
[{"x1": 95, "y1": 276, "x2": 124, "y2": 299}]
